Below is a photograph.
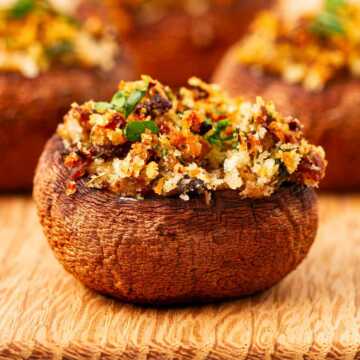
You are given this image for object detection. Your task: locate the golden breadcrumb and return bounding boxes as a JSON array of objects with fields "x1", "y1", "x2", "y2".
[
  {"x1": 236, "y1": 0, "x2": 360, "y2": 91},
  {"x1": 58, "y1": 76, "x2": 327, "y2": 200},
  {"x1": 0, "y1": 0, "x2": 118, "y2": 77}
]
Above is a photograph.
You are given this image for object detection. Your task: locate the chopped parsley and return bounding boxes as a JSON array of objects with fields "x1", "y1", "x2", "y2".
[
  {"x1": 9, "y1": 0, "x2": 35, "y2": 18},
  {"x1": 125, "y1": 120, "x2": 159, "y2": 142}
]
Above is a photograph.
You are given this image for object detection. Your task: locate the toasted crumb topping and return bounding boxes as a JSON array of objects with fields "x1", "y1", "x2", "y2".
[
  {"x1": 58, "y1": 76, "x2": 327, "y2": 200},
  {"x1": 235, "y1": 0, "x2": 360, "y2": 91},
  {"x1": 0, "y1": 0, "x2": 118, "y2": 77}
]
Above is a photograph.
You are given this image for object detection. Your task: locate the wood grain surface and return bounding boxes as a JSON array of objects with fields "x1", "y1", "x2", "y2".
[{"x1": 0, "y1": 195, "x2": 359, "y2": 359}]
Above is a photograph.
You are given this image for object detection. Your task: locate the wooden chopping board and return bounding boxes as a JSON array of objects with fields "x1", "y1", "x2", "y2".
[{"x1": 0, "y1": 195, "x2": 359, "y2": 360}]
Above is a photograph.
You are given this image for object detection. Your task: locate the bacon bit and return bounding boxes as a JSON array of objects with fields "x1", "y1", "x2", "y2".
[
  {"x1": 170, "y1": 132, "x2": 187, "y2": 149},
  {"x1": 78, "y1": 108, "x2": 91, "y2": 129},
  {"x1": 188, "y1": 112, "x2": 202, "y2": 133},
  {"x1": 158, "y1": 120, "x2": 171, "y2": 134},
  {"x1": 105, "y1": 113, "x2": 126, "y2": 130}
]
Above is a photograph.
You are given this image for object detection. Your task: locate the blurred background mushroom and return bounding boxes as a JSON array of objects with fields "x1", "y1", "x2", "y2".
[{"x1": 107, "y1": 0, "x2": 272, "y2": 86}]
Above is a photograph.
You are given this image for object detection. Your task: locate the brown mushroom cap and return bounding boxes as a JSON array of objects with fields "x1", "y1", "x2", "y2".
[
  {"x1": 0, "y1": 55, "x2": 135, "y2": 191},
  {"x1": 34, "y1": 135, "x2": 318, "y2": 305},
  {"x1": 109, "y1": 0, "x2": 271, "y2": 86},
  {"x1": 213, "y1": 48, "x2": 360, "y2": 191},
  {"x1": 0, "y1": 0, "x2": 136, "y2": 191}
]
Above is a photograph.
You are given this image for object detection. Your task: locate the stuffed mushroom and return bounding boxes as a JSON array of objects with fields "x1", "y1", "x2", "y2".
[
  {"x1": 214, "y1": 0, "x2": 360, "y2": 190},
  {"x1": 34, "y1": 76, "x2": 327, "y2": 305},
  {"x1": 108, "y1": 0, "x2": 270, "y2": 86},
  {"x1": 0, "y1": 0, "x2": 135, "y2": 190}
]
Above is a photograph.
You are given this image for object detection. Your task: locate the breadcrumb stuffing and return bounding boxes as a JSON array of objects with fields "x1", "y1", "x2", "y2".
[
  {"x1": 235, "y1": 0, "x2": 360, "y2": 91},
  {"x1": 58, "y1": 76, "x2": 327, "y2": 200},
  {"x1": 0, "y1": 0, "x2": 118, "y2": 77}
]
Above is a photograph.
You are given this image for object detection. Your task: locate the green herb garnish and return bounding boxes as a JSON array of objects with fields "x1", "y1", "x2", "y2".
[
  {"x1": 325, "y1": 0, "x2": 345, "y2": 12},
  {"x1": 206, "y1": 120, "x2": 231, "y2": 145},
  {"x1": 125, "y1": 121, "x2": 159, "y2": 142},
  {"x1": 310, "y1": 12, "x2": 344, "y2": 36},
  {"x1": 111, "y1": 88, "x2": 147, "y2": 118},
  {"x1": 9, "y1": 0, "x2": 35, "y2": 18},
  {"x1": 111, "y1": 91, "x2": 126, "y2": 110},
  {"x1": 125, "y1": 90, "x2": 146, "y2": 117},
  {"x1": 310, "y1": 0, "x2": 346, "y2": 37}
]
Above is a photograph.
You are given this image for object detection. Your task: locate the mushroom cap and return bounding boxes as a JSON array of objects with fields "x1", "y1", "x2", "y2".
[
  {"x1": 0, "y1": 0, "x2": 135, "y2": 191},
  {"x1": 213, "y1": 48, "x2": 360, "y2": 191},
  {"x1": 0, "y1": 55, "x2": 135, "y2": 191},
  {"x1": 111, "y1": 0, "x2": 270, "y2": 86},
  {"x1": 34, "y1": 135, "x2": 318, "y2": 305}
]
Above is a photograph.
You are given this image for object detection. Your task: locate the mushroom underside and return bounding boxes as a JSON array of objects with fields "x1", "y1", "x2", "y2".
[{"x1": 34, "y1": 135, "x2": 318, "y2": 305}]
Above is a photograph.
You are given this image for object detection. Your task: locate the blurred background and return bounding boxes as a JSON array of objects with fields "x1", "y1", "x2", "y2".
[{"x1": 0, "y1": 0, "x2": 359, "y2": 191}]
